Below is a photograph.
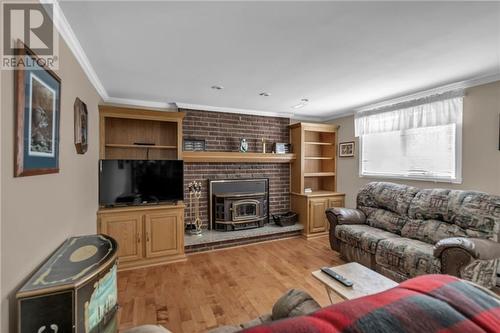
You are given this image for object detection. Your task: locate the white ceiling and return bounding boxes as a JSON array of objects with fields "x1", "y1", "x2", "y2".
[{"x1": 59, "y1": 1, "x2": 500, "y2": 119}]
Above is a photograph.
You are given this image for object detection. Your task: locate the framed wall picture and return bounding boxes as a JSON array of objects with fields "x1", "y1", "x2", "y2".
[
  {"x1": 15, "y1": 40, "x2": 61, "y2": 177},
  {"x1": 339, "y1": 141, "x2": 355, "y2": 157},
  {"x1": 74, "y1": 98, "x2": 88, "y2": 154}
]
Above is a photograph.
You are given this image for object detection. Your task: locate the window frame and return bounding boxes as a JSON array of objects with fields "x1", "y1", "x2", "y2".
[{"x1": 358, "y1": 121, "x2": 463, "y2": 184}]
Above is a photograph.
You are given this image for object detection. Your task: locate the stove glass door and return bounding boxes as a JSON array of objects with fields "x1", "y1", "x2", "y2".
[{"x1": 232, "y1": 199, "x2": 260, "y2": 221}]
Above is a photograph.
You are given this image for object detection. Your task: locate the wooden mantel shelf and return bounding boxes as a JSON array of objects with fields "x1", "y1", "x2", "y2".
[{"x1": 182, "y1": 151, "x2": 296, "y2": 163}]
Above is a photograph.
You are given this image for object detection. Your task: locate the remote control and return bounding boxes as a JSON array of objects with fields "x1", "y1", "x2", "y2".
[{"x1": 321, "y1": 267, "x2": 353, "y2": 287}]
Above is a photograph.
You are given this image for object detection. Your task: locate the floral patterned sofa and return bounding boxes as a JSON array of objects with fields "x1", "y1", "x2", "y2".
[{"x1": 326, "y1": 182, "x2": 500, "y2": 288}]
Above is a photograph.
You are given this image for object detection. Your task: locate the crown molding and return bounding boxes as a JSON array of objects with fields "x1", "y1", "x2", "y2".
[
  {"x1": 104, "y1": 97, "x2": 179, "y2": 110},
  {"x1": 290, "y1": 114, "x2": 326, "y2": 122},
  {"x1": 324, "y1": 72, "x2": 500, "y2": 121},
  {"x1": 104, "y1": 97, "x2": 314, "y2": 120},
  {"x1": 323, "y1": 109, "x2": 357, "y2": 121},
  {"x1": 47, "y1": 0, "x2": 108, "y2": 99},
  {"x1": 177, "y1": 102, "x2": 296, "y2": 119},
  {"x1": 354, "y1": 72, "x2": 500, "y2": 113}
]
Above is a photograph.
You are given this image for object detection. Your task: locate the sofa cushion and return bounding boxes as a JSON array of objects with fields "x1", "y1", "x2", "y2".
[
  {"x1": 407, "y1": 190, "x2": 500, "y2": 241},
  {"x1": 453, "y1": 193, "x2": 500, "y2": 242},
  {"x1": 461, "y1": 258, "x2": 500, "y2": 289},
  {"x1": 366, "y1": 209, "x2": 410, "y2": 234},
  {"x1": 335, "y1": 224, "x2": 401, "y2": 254},
  {"x1": 375, "y1": 238, "x2": 441, "y2": 277},
  {"x1": 357, "y1": 182, "x2": 419, "y2": 216},
  {"x1": 271, "y1": 289, "x2": 320, "y2": 320},
  {"x1": 408, "y1": 188, "x2": 452, "y2": 221},
  {"x1": 400, "y1": 219, "x2": 487, "y2": 245}
]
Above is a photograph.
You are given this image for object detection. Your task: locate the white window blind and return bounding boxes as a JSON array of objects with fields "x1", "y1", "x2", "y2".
[{"x1": 356, "y1": 92, "x2": 463, "y2": 183}]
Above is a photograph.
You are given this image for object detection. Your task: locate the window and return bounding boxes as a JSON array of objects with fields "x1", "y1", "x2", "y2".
[{"x1": 356, "y1": 93, "x2": 463, "y2": 183}]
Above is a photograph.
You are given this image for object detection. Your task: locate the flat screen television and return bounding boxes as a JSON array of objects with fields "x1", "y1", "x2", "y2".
[{"x1": 99, "y1": 160, "x2": 184, "y2": 207}]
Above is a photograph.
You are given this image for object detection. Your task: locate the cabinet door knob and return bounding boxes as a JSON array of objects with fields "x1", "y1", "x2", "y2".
[
  {"x1": 146, "y1": 232, "x2": 150, "y2": 242},
  {"x1": 137, "y1": 233, "x2": 141, "y2": 243}
]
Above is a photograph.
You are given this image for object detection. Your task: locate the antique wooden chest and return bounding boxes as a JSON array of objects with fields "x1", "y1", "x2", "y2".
[{"x1": 17, "y1": 234, "x2": 118, "y2": 333}]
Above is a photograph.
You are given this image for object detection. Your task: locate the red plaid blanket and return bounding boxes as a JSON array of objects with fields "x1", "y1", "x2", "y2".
[{"x1": 242, "y1": 275, "x2": 500, "y2": 333}]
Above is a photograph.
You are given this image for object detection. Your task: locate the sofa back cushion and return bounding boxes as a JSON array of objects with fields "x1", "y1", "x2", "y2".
[
  {"x1": 453, "y1": 192, "x2": 500, "y2": 242},
  {"x1": 357, "y1": 182, "x2": 419, "y2": 217},
  {"x1": 358, "y1": 182, "x2": 500, "y2": 244},
  {"x1": 408, "y1": 189, "x2": 452, "y2": 221},
  {"x1": 364, "y1": 209, "x2": 409, "y2": 234},
  {"x1": 408, "y1": 189, "x2": 500, "y2": 242}
]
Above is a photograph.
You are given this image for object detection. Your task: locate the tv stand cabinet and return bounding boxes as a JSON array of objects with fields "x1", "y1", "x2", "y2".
[
  {"x1": 98, "y1": 105, "x2": 186, "y2": 270},
  {"x1": 97, "y1": 203, "x2": 186, "y2": 271}
]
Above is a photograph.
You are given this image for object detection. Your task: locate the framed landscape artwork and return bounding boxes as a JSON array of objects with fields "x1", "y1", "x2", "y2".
[
  {"x1": 74, "y1": 98, "x2": 88, "y2": 154},
  {"x1": 15, "y1": 41, "x2": 61, "y2": 177},
  {"x1": 339, "y1": 141, "x2": 355, "y2": 157}
]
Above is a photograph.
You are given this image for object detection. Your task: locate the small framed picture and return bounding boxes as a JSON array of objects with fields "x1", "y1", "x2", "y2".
[
  {"x1": 339, "y1": 141, "x2": 355, "y2": 157},
  {"x1": 74, "y1": 98, "x2": 88, "y2": 154},
  {"x1": 15, "y1": 40, "x2": 61, "y2": 177}
]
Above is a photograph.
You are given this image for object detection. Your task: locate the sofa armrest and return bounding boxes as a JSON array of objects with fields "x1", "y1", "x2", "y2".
[
  {"x1": 325, "y1": 208, "x2": 366, "y2": 226},
  {"x1": 434, "y1": 237, "x2": 500, "y2": 286},
  {"x1": 434, "y1": 237, "x2": 500, "y2": 261},
  {"x1": 325, "y1": 208, "x2": 366, "y2": 251}
]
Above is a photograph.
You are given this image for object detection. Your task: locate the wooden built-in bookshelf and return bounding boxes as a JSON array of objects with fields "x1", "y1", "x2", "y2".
[
  {"x1": 99, "y1": 105, "x2": 185, "y2": 160},
  {"x1": 290, "y1": 122, "x2": 338, "y2": 194},
  {"x1": 289, "y1": 122, "x2": 345, "y2": 239}
]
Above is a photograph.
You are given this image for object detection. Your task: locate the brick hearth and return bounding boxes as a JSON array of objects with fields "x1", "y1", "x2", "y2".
[{"x1": 184, "y1": 223, "x2": 303, "y2": 253}]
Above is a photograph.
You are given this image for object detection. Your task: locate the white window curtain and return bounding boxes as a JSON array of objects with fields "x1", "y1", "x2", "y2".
[
  {"x1": 355, "y1": 90, "x2": 464, "y2": 137},
  {"x1": 355, "y1": 90, "x2": 464, "y2": 183}
]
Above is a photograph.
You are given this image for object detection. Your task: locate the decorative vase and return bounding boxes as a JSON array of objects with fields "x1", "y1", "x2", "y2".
[{"x1": 240, "y1": 138, "x2": 248, "y2": 152}]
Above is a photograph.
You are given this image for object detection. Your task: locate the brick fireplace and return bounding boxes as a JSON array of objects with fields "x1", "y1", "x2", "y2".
[{"x1": 182, "y1": 109, "x2": 290, "y2": 229}]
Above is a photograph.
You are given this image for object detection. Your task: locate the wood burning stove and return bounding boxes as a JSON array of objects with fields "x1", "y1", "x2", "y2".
[
  {"x1": 214, "y1": 192, "x2": 266, "y2": 228},
  {"x1": 232, "y1": 198, "x2": 262, "y2": 221},
  {"x1": 209, "y1": 179, "x2": 269, "y2": 231}
]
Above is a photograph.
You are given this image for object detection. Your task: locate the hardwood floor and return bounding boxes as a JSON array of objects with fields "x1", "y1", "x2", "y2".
[{"x1": 117, "y1": 236, "x2": 345, "y2": 333}]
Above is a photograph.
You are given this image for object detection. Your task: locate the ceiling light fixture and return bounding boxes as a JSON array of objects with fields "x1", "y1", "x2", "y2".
[
  {"x1": 259, "y1": 92, "x2": 271, "y2": 97},
  {"x1": 291, "y1": 98, "x2": 309, "y2": 109},
  {"x1": 211, "y1": 85, "x2": 224, "y2": 90}
]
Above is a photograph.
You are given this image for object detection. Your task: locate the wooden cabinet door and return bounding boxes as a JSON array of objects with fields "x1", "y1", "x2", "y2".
[
  {"x1": 328, "y1": 197, "x2": 345, "y2": 209},
  {"x1": 100, "y1": 213, "x2": 143, "y2": 262},
  {"x1": 144, "y1": 210, "x2": 183, "y2": 258},
  {"x1": 309, "y1": 198, "x2": 329, "y2": 233}
]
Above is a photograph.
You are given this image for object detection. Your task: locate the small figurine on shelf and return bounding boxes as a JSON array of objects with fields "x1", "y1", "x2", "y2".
[
  {"x1": 240, "y1": 138, "x2": 248, "y2": 152},
  {"x1": 262, "y1": 138, "x2": 266, "y2": 154},
  {"x1": 187, "y1": 181, "x2": 203, "y2": 235}
]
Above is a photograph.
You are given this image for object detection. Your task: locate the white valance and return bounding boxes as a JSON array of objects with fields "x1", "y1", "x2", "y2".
[{"x1": 354, "y1": 90, "x2": 464, "y2": 137}]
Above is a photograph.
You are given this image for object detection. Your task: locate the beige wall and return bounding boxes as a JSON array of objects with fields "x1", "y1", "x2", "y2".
[
  {"x1": 334, "y1": 80, "x2": 500, "y2": 208},
  {"x1": 0, "y1": 45, "x2": 3, "y2": 332},
  {"x1": 0, "y1": 37, "x2": 101, "y2": 330}
]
